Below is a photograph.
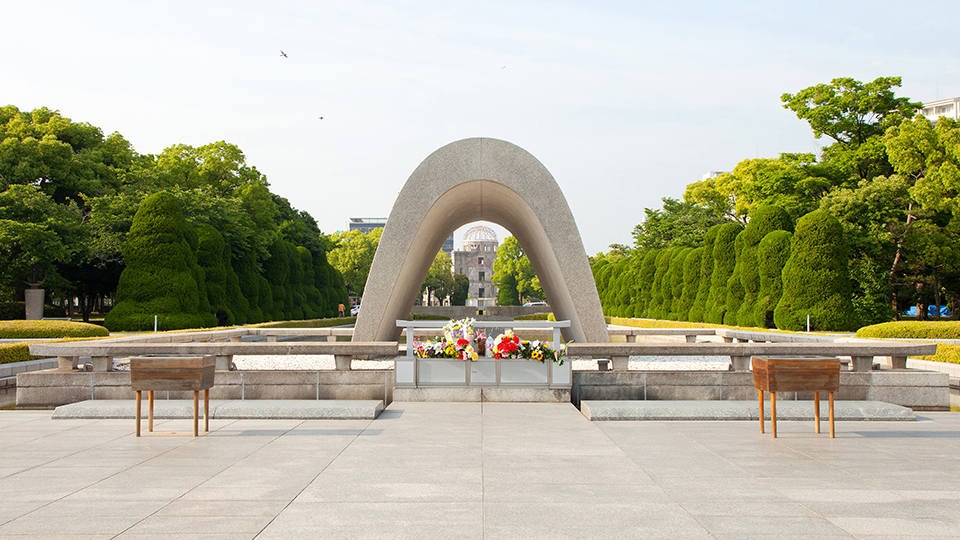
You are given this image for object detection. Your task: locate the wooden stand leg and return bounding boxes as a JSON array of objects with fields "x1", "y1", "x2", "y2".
[
  {"x1": 829, "y1": 392, "x2": 835, "y2": 438},
  {"x1": 204, "y1": 388, "x2": 209, "y2": 433},
  {"x1": 814, "y1": 391, "x2": 821, "y2": 434},
  {"x1": 771, "y1": 392, "x2": 777, "y2": 438},
  {"x1": 148, "y1": 390, "x2": 154, "y2": 432},
  {"x1": 135, "y1": 391, "x2": 141, "y2": 437},
  {"x1": 759, "y1": 390, "x2": 764, "y2": 433},
  {"x1": 193, "y1": 391, "x2": 199, "y2": 437}
]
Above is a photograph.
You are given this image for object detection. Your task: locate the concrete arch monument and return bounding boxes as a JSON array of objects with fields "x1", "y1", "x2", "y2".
[{"x1": 353, "y1": 137, "x2": 609, "y2": 344}]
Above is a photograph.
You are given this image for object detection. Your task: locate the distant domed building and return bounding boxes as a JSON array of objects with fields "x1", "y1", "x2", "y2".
[{"x1": 454, "y1": 225, "x2": 499, "y2": 304}]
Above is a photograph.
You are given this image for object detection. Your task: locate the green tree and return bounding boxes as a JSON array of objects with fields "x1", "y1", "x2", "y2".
[
  {"x1": 497, "y1": 273, "x2": 520, "y2": 306},
  {"x1": 105, "y1": 191, "x2": 217, "y2": 331},
  {"x1": 781, "y1": 76, "x2": 921, "y2": 181},
  {"x1": 450, "y1": 273, "x2": 470, "y2": 306},
  {"x1": 632, "y1": 198, "x2": 726, "y2": 250},
  {"x1": 421, "y1": 250, "x2": 454, "y2": 305},
  {"x1": 0, "y1": 105, "x2": 135, "y2": 205},
  {"x1": 492, "y1": 236, "x2": 543, "y2": 304},
  {"x1": 0, "y1": 185, "x2": 80, "y2": 298},
  {"x1": 774, "y1": 210, "x2": 858, "y2": 331},
  {"x1": 328, "y1": 228, "x2": 382, "y2": 297}
]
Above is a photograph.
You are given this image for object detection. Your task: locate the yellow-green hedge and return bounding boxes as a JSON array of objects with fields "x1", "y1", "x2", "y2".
[
  {"x1": 248, "y1": 317, "x2": 357, "y2": 329},
  {"x1": 0, "y1": 337, "x2": 109, "y2": 365},
  {"x1": 916, "y1": 343, "x2": 960, "y2": 365},
  {"x1": 856, "y1": 321, "x2": 960, "y2": 340},
  {"x1": 0, "y1": 320, "x2": 109, "y2": 339}
]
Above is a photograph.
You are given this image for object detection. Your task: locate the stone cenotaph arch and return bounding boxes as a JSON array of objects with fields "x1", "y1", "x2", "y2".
[{"x1": 353, "y1": 137, "x2": 609, "y2": 344}]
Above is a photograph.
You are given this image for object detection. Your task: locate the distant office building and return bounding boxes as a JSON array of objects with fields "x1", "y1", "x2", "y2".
[
  {"x1": 453, "y1": 226, "x2": 498, "y2": 303},
  {"x1": 921, "y1": 98, "x2": 960, "y2": 124},
  {"x1": 348, "y1": 218, "x2": 454, "y2": 254},
  {"x1": 348, "y1": 217, "x2": 387, "y2": 234},
  {"x1": 702, "y1": 171, "x2": 726, "y2": 180}
]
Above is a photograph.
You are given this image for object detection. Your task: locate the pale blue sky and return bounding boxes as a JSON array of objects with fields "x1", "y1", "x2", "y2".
[{"x1": 3, "y1": 1, "x2": 958, "y2": 254}]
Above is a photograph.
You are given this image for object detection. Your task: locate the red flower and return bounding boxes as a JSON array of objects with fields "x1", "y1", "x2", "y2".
[{"x1": 457, "y1": 338, "x2": 469, "y2": 347}]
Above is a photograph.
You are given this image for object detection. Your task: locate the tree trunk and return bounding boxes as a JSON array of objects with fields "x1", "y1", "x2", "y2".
[
  {"x1": 933, "y1": 269, "x2": 942, "y2": 321},
  {"x1": 916, "y1": 282, "x2": 926, "y2": 321}
]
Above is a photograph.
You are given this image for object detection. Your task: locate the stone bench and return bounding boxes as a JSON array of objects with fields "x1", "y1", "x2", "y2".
[
  {"x1": 606, "y1": 327, "x2": 716, "y2": 343},
  {"x1": 29, "y1": 341, "x2": 398, "y2": 372},
  {"x1": 567, "y1": 342, "x2": 939, "y2": 371}
]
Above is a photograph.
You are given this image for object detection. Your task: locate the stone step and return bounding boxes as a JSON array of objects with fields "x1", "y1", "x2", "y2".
[
  {"x1": 51, "y1": 399, "x2": 383, "y2": 420},
  {"x1": 580, "y1": 400, "x2": 916, "y2": 421}
]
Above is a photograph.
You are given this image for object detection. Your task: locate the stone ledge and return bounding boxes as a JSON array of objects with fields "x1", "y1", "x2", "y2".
[
  {"x1": 51, "y1": 399, "x2": 383, "y2": 420},
  {"x1": 580, "y1": 400, "x2": 916, "y2": 421}
]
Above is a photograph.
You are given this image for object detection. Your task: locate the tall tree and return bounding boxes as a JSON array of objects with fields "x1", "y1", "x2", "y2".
[{"x1": 781, "y1": 76, "x2": 921, "y2": 181}]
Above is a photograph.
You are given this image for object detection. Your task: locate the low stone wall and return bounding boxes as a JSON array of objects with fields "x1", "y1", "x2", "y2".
[
  {"x1": 571, "y1": 370, "x2": 950, "y2": 411},
  {"x1": 16, "y1": 370, "x2": 395, "y2": 409}
]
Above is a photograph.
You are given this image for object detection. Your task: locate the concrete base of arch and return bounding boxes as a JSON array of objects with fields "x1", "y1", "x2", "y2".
[{"x1": 353, "y1": 138, "x2": 609, "y2": 345}]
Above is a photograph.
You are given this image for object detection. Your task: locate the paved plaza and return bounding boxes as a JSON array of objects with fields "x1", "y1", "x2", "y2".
[{"x1": 0, "y1": 403, "x2": 959, "y2": 539}]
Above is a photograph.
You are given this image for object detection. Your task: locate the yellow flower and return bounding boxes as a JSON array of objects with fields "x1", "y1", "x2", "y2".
[{"x1": 470, "y1": 352, "x2": 479, "y2": 361}]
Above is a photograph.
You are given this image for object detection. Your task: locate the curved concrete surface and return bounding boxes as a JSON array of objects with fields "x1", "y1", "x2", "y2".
[{"x1": 353, "y1": 137, "x2": 608, "y2": 344}]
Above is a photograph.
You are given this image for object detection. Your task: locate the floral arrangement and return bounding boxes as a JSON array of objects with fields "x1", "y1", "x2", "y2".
[
  {"x1": 491, "y1": 329, "x2": 565, "y2": 366},
  {"x1": 414, "y1": 318, "x2": 480, "y2": 361}
]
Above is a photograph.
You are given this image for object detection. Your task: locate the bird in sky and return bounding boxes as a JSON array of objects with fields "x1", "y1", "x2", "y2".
[
  {"x1": 318, "y1": 117, "x2": 323, "y2": 120},
  {"x1": 280, "y1": 50, "x2": 288, "y2": 58}
]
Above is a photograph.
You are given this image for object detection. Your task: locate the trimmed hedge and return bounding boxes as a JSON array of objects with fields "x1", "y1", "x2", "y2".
[
  {"x1": 755, "y1": 230, "x2": 792, "y2": 328},
  {"x1": 689, "y1": 224, "x2": 720, "y2": 322},
  {"x1": 250, "y1": 317, "x2": 357, "y2": 328},
  {"x1": 105, "y1": 192, "x2": 218, "y2": 331},
  {"x1": 737, "y1": 205, "x2": 793, "y2": 326},
  {"x1": 918, "y1": 343, "x2": 960, "y2": 365},
  {"x1": 0, "y1": 320, "x2": 109, "y2": 339},
  {"x1": 856, "y1": 321, "x2": 960, "y2": 339},
  {"x1": 0, "y1": 302, "x2": 67, "y2": 320},
  {"x1": 0, "y1": 337, "x2": 110, "y2": 365},
  {"x1": 775, "y1": 210, "x2": 858, "y2": 331},
  {"x1": 704, "y1": 222, "x2": 742, "y2": 324}
]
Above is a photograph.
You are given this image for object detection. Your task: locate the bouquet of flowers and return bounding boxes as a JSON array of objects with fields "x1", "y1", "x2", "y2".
[
  {"x1": 491, "y1": 330, "x2": 565, "y2": 366},
  {"x1": 443, "y1": 318, "x2": 476, "y2": 343},
  {"x1": 413, "y1": 318, "x2": 480, "y2": 361}
]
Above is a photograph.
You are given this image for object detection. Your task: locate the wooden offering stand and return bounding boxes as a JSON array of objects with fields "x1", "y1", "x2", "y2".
[
  {"x1": 130, "y1": 356, "x2": 215, "y2": 437},
  {"x1": 752, "y1": 356, "x2": 840, "y2": 438}
]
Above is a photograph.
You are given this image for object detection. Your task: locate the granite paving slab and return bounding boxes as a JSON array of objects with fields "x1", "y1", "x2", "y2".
[
  {"x1": 580, "y1": 400, "x2": 916, "y2": 421},
  {"x1": 2, "y1": 404, "x2": 959, "y2": 538}
]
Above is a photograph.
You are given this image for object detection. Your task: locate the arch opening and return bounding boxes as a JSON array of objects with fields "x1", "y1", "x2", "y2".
[{"x1": 354, "y1": 138, "x2": 608, "y2": 344}]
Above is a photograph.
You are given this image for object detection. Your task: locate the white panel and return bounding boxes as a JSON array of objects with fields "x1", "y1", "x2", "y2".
[
  {"x1": 470, "y1": 361, "x2": 497, "y2": 384},
  {"x1": 396, "y1": 359, "x2": 415, "y2": 385},
  {"x1": 552, "y1": 362, "x2": 571, "y2": 386},
  {"x1": 500, "y1": 361, "x2": 549, "y2": 384},
  {"x1": 420, "y1": 360, "x2": 467, "y2": 385}
]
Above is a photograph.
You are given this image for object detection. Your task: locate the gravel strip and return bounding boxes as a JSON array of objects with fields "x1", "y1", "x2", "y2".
[{"x1": 232, "y1": 355, "x2": 731, "y2": 371}]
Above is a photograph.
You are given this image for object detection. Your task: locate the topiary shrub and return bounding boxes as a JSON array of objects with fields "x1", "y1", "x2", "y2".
[
  {"x1": 774, "y1": 210, "x2": 858, "y2": 331},
  {"x1": 704, "y1": 223, "x2": 742, "y2": 324},
  {"x1": 755, "y1": 230, "x2": 792, "y2": 328},
  {"x1": 736, "y1": 205, "x2": 793, "y2": 326},
  {"x1": 689, "y1": 224, "x2": 721, "y2": 322},
  {"x1": 676, "y1": 247, "x2": 702, "y2": 321},
  {"x1": 637, "y1": 250, "x2": 659, "y2": 317},
  {"x1": 105, "y1": 192, "x2": 218, "y2": 331},
  {"x1": 649, "y1": 250, "x2": 673, "y2": 320},
  {"x1": 666, "y1": 247, "x2": 690, "y2": 320},
  {"x1": 723, "y1": 233, "x2": 746, "y2": 326}
]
